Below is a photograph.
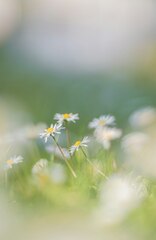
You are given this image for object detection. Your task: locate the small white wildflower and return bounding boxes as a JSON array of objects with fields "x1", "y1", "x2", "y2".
[
  {"x1": 54, "y1": 113, "x2": 79, "y2": 123},
  {"x1": 129, "y1": 106, "x2": 156, "y2": 128},
  {"x1": 122, "y1": 129, "x2": 156, "y2": 178},
  {"x1": 32, "y1": 159, "x2": 48, "y2": 174},
  {"x1": 122, "y1": 132, "x2": 149, "y2": 153},
  {"x1": 70, "y1": 136, "x2": 90, "y2": 155},
  {"x1": 5, "y1": 155, "x2": 23, "y2": 169},
  {"x1": 50, "y1": 164, "x2": 66, "y2": 184},
  {"x1": 0, "y1": 124, "x2": 46, "y2": 148},
  {"x1": 40, "y1": 123, "x2": 64, "y2": 142},
  {"x1": 94, "y1": 127, "x2": 122, "y2": 149},
  {"x1": 89, "y1": 115, "x2": 115, "y2": 129},
  {"x1": 95, "y1": 174, "x2": 147, "y2": 225}
]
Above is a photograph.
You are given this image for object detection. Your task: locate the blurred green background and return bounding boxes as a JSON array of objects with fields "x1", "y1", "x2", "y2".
[
  {"x1": 0, "y1": 48, "x2": 156, "y2": 128},
  {"x1": 0, "y1": 0, "x2": 156, "y2": 127}
]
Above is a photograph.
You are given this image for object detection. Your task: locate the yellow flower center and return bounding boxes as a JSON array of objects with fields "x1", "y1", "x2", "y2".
[
  {"x1": 46, "y1": 127, "x2": 54, "y2": 134},
  {"x1": 7, "y1": 159, "x2": 14, "y2": 166},
  {"x1": 99, "y1": 120, "x2": 105, "y2": 126},
  {"x1": 63, "y1": 113, "x2": 70, "y2": 119},
  {"x1": 74, "y1": 140, "x2": 81, "y2": 147}
]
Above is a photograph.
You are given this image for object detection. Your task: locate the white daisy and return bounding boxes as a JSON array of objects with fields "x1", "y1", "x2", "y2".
[
  {"x1": 88, "y1": 115, "x2": 115, "y2": 129},
  {"x1": 5, "y1": 155, "x2": 23, "y2": 169},
  {"x1": 122, "y1": 132, "x2": 149, "y2": 153},
  {"x1": 129, "y1": 106, "x2": 156, "y2": 128},
  {"x1": 32, "y1": 159, "x2": 48, "y2": 174},
  {"x1": 54, "y1": 113, "x2": 79, "y2": 123},
  {"x1": 94, "y1": 127, "x2": 122, "y2": 149},
  {"x1": 69, "y1": 136, "x2": 90, "y2": 155},
  {"x1": 96, "y1": 174, "x2": 147, "y2": 225},
  {"x1": 40, "y1": 123, "x2": 64, "y2": 142}
]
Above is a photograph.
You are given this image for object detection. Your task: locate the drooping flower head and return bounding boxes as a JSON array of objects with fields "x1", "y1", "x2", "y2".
[
  {"x1": 94, "y1": 127, "x2": 122, "y2": 149},
  {"x1": 40, "y1": 123, "x2": 64, "y2": 142},
  {"x1": 89, "y1": 115, "x2": 115, "y2": 129},
  {"x1": 70, "y1": 136, "x2": 90, "y2": 155},
  {"x1": 5, "y1": 155, "x2": 23, "y2": 169},
  {"x1": 32, "y1": 159, "x2": 48, "y2": 175},
  {"x1": 54, "y1": 113, "x2": 79, "y2": 124}
]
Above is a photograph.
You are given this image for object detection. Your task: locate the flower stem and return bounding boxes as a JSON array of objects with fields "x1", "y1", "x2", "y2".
[
  {"x1": 65, "y1": 121, "x2": 71, "y2": 148},
  {"x1": 52, "y1": 136, "x2": 77, "y2": 178},
  {"x1": 80, "y1": 147, "x2": 108, "y2": 179}
]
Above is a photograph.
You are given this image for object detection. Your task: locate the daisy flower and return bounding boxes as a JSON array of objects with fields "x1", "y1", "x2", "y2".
[
  {"x1": 70, "y1": 137, "x2": 90, "y2": 155},
  {"x1": 96, "y1": 173, "x2": 147, "y2": 225},
  {"x1": 94, "y1": 127, "x2": 122, "y2": 149},
  {"x1": 54, "y1": 113, "x2": 79, "y2": 124},
  {"x1": 40, "y1": 123, "x2": 64, "y2": 142},
  {"x1": 88, "y1": 115, "x2": 115, "y2": 129},
  {"x1": 121, "y1": 132, "x2": 149, "y2": 154},
  {"x1": 5, "y1": 155, "x2": 23, "y2": 169},
  {"x1": 32, "y1": 159, "x2": 48, "y2": 174},
  {"x1": 129, "y1": 106, "x2": 156, "y2": 128}
]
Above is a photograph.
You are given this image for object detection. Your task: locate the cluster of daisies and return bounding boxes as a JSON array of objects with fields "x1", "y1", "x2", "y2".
[
  {"x1": 40, "y1": 113, "x2": 90, "y2": 155},
  {"x1": 3, "y1": 108, "x2": 156, "y2": 230},
  {"x1": 4, "y1": 106, "x2": 156, "y2": 181},
  {"x1": 39, "y1": 113, "x2": 89, "y2": 177},
  {"x1": 40, "y1": 113, "x2": 122, "y2": 152},
  {"x1": 4, "y1": 112, "x2": 122, "y2": 178},
  {"x1": 38, "y1": 113, "x2": 122, "y2": 177}
]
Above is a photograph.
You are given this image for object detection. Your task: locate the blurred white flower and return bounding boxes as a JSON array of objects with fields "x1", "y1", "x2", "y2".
[
  {"x1": 50, "y1": 164, "x2": 66, "y2": 184},
  {"x1": 0, "y1": 124, "x2": 46, "y2": 147},
  {"x1": 40, "y1": 123, "x2": 64, "y2": 142},
  {"x1": 89, "y1": 115, "x2": 115, "y2": 129},
  {"x1": 94, "y1": 127, "x2": 122, "y2": 149},
  {"x1": 129, "y1": 106, "x2": 156, "y2": 128},
  {"x1": 32, "y1": 159, "x2": 48, "y2": 175},
  {"x1": 95, "y1": 174, "x2": 147, "y2": 225},
  {"x1": 70, "y1": 137, "x2": 90, "y2": 155},
  {"x1": 54, "y1": 113, "x2": 79, "y2": 124},
  {"x1": 5, "y1": 155, "x2": 23, "y2": 169},
  {"x1": 123, "y1": 129, "x2": 156, "y2": 178},
  {"x1": 122, "y1": 132, "x2": 149, "y2": 153},
  {"x1": 23, "y1": 123, "x2": 46, "y2": 140},
  {"x1": 46, "y1": 145, "x2": 70, "y2": 159}
]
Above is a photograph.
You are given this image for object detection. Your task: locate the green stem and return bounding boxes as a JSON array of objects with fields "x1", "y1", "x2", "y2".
[
  {"x1": 65, "y1": 122, "x2": 71, "y2": 148},
  {"x1": 53, "y1": 136, "x2": 77, "y2": 178},
  {"x1": 80, "y1": 147, "x2": 108, "y2": 179}
]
